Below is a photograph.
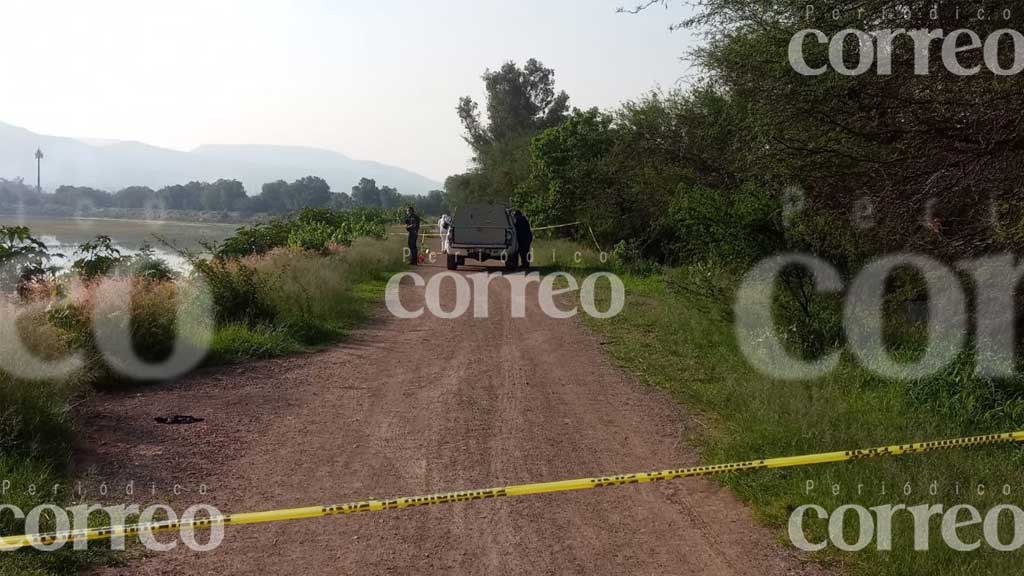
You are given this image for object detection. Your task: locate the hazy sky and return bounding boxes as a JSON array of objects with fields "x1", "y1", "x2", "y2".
[{"x1": 1, "y1": 0, "x2": 698, "y2": 183}]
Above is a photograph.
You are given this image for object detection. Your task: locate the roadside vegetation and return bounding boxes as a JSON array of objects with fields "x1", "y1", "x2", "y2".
[
  {"x1": 530, "y1": 237, "x2": 1024, "y2": 575},
  {"x1": 0, "y1": 206, "x2": 405, "y2": 575}
]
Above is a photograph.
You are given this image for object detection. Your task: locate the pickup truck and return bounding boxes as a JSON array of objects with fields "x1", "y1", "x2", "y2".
[{"x1": 442, "y1": 204, "x2": 518, "y2": 270}]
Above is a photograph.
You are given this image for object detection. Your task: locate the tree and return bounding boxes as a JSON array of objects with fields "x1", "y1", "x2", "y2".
[
  {"x1": 288, "y1": 176, "x2": 331, "y2": 210},
  {"x1": 114, "y1": 186, "x2": 157, "y2": 209},
  {"x1": 351, "y1": 178, "x2": 381, "y2": 207},
  {"x1": 444, "y1": 171, "x2": 491, "y2": 209},
  {"x1": 329, "y1": 192, "x2": 354, "y2": 211},
  {"x1": 254, "y1": 177, "x2": 330, "y2": 213},
  {"x1": 518, "y1": 108, "x2": 617, "y2": 229},
  {"x1": 71, "y1": 235, "x2": 126, "y2": 280},
  {"x1": 202, "y1": 179, "x2": 248, "y2": 212},
  {"x1": 53, "y1": 186, "x2": 113, "y2": 209},
  {"x1": 450, "y1": 58, "x2": 571, "y2": 205},
  {"x1": 458, "y1": 58, "x2": 570, "y2": 157},
  {"x1": 379, "y1": 185, "x2": 402, "y2": 209},
  {"x1": 415, "y1": 189, "x2": 449, "y2": 215},
  {"x1": 157, "y1": 184, "x2": 198, "y2": 211},
  {"x1": 0, "y1": 178, "x2": 42, "y2": 207},
  {"x1": 258, "y1": 180, "x2": 290, "y2": 213},
  {"x1": 0, "y1": 225, "x2": 58, "y2": 295},
  {"x1": 630, "y1": 0, "x2": 1024, "y2": 261}
]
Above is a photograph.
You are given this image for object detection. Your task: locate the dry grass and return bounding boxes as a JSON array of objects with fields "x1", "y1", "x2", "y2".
[{"x1": 0, "y1": 235, "x2": 406, "y2": 575}]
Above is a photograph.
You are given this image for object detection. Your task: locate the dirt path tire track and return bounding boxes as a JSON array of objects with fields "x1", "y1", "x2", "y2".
[{"x1": 81, "y1": 262, "x2": 827, "y2": 575}]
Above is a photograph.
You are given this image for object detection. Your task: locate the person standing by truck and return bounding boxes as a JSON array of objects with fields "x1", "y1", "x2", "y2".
[
  {"x1": 512, "y1": 209, "x2": 533, "y2": 269},
  {"x1": 438, "y1": 213, "x2": 452, "y2": 241},
  {"x1": 405, "y1": 205, "x2": 421, "y2": 265}
]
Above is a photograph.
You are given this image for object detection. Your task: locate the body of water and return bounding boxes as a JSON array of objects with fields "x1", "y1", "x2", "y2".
[{"x1": 2, "y1": 217, "x2": 239, "y2": 272}]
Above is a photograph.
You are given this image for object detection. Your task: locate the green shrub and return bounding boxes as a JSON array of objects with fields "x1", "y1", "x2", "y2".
[
  {"x1": 204, "y1": 239, "x2": 404, "y2": 361},
  {"x1": 610, "y1": 239, "x2": 660, "y2": 276},
  {"x1": 207, "y1": 324, "x2": 301, "y2": 363},
  {"x1": 215, "y1": 207, "x2": 396, "y2": 259},
  {"x1": 248, "y1": 240, "x2": 404, "y2": 345},
  {"x1": 70, "y1": 236, "x2": 126, "y2": 280},
  {"x1": 0, "y1": 226, "x2": 60, "y2": 296},
  {"x1": 287, "y1": 221, "x2": 337, "y2": 253},
  {"x1": 665, "y1": 184, "x2": 783, "y2": 266},
  {"x1": 216, "y1": 220, "x2": 293, "y2": 258},
  {"x1": 68, "y1": 237, "x2": 174, "y2": 284},
  {"x1": 124, "y1": 281, "x2": 185, "y2": 364},
  {"x1": 124, "y1": 244, "x2": 175, "y2": 281},
  {"x1": 189, "y1": 257, "x2": 276, "y2": 326}
]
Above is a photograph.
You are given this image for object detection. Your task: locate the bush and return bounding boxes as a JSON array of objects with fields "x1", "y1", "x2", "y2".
[
  {"x1": 665, "y1": 184, "x2": 783, "y2": 266},
  {"x1": 216, "y1": 207, "x2": 396, "y2": 259},
  {"x1": 247, "y1": 240, "x2": 404, "y2": 344},
  {"x1": 287, "y1": 221, "x2": 338, "y2": 253},
  {"x1": 0, "y1": 225, "x2": 60, "y2": 297},
  {"x1": 125, "y1": 244, "x2": 175, "y2": 281},
  {"x1": 610, "y1": 240, "x2": 660, "y2": 276},
  {"x1": 70, "y1": 237, "x2": 175, "y2": 283},
  {"x1": 207, "y1": 323, "x2": 301, "y2": 363},
  {"x1": 189, "y1": 257, "x2": 276, "y2": 326},
  {"x1": 46, "y1": 278, "x2": 202, "y2": 388},
  {"x1": 70, "y1": 236, "x2": 126, "y2": 280},
  {"x1": 217, "y1": 220, "x2": 293, "y2": 258}
]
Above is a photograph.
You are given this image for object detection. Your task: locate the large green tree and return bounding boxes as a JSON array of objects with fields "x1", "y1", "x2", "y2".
[
  {"x1": 448, "y1": 58, "x2": 570, "y2": 206},
  {"x1": 257, "y1": 177, "x2": 331, "y2": 213},
  {"x1": 113, "y1": 186, "x2": 157, "y2": 209},
  {"x1": 351, "y1": 178, "x2": 382, "y2": 207},
  {"x1": 201, "y1": 179, "x2": 248, "y2": 212},
  {"x1": 53, "y1": 186, "x2": 113, "y2": 209}
]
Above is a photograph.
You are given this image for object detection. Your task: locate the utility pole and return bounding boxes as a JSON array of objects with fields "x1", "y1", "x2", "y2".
[{"x1": 34, "y1": 148, "x2": 44, "y2": 192}]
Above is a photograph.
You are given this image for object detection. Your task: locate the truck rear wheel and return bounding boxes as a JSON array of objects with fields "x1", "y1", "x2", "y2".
[{"x1": 446, "y1": 253, "x2": 458, "y2": 270}]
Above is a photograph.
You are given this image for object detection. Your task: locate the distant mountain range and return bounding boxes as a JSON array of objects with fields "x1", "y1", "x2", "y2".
[{"x1": 0, "y1": 121, "x2": 441, "y2": 196}]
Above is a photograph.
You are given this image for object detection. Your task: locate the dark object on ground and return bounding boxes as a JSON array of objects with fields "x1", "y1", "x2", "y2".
[{"x1": 155, "y1": 415, "x2": 205, "y2": 425}]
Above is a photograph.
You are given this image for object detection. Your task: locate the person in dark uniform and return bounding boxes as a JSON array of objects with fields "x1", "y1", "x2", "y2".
[
  {"x1": 405, "y1": 206, "x2": 421, "y2": 265},
  {"x1": 512, "y1": 210, "x2": 533, "y2": 269}
]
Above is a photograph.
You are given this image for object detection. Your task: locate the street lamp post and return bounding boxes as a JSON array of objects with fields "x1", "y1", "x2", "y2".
[{"x1": 34, "y1": 148, "x2": 44, "y2": 193}]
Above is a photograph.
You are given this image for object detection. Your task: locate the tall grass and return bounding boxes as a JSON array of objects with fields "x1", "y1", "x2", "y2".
[
  {"x1": 206, "y1": 237, "x2": 405, "y2": 363},
  {"x1": 0, "y1": 302, "x2": 111, "y2": 575},
  {"x1": 530, "y1": 238, "x2": 612, "y2": 271},
  {"x1": 0, "y1": 233, "x2": 405, "y2": 576}
]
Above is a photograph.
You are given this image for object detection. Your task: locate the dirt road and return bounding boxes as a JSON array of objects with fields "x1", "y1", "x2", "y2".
[{"x1": 80, "y1": 262, "x2": 825, "y2": 575}]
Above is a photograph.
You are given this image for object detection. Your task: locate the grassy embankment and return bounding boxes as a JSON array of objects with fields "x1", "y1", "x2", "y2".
[
  {"x1": 1, "y1": 215, "x2": 405, "y2": 576},
  {"x1": 532, "y1": 239, "x2": 1024, "y2": 576}
]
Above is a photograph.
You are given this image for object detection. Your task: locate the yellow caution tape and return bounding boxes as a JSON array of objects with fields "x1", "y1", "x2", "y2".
[{"x1": 2, "y1": 430, "x2": 1022, "y2": 552}]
